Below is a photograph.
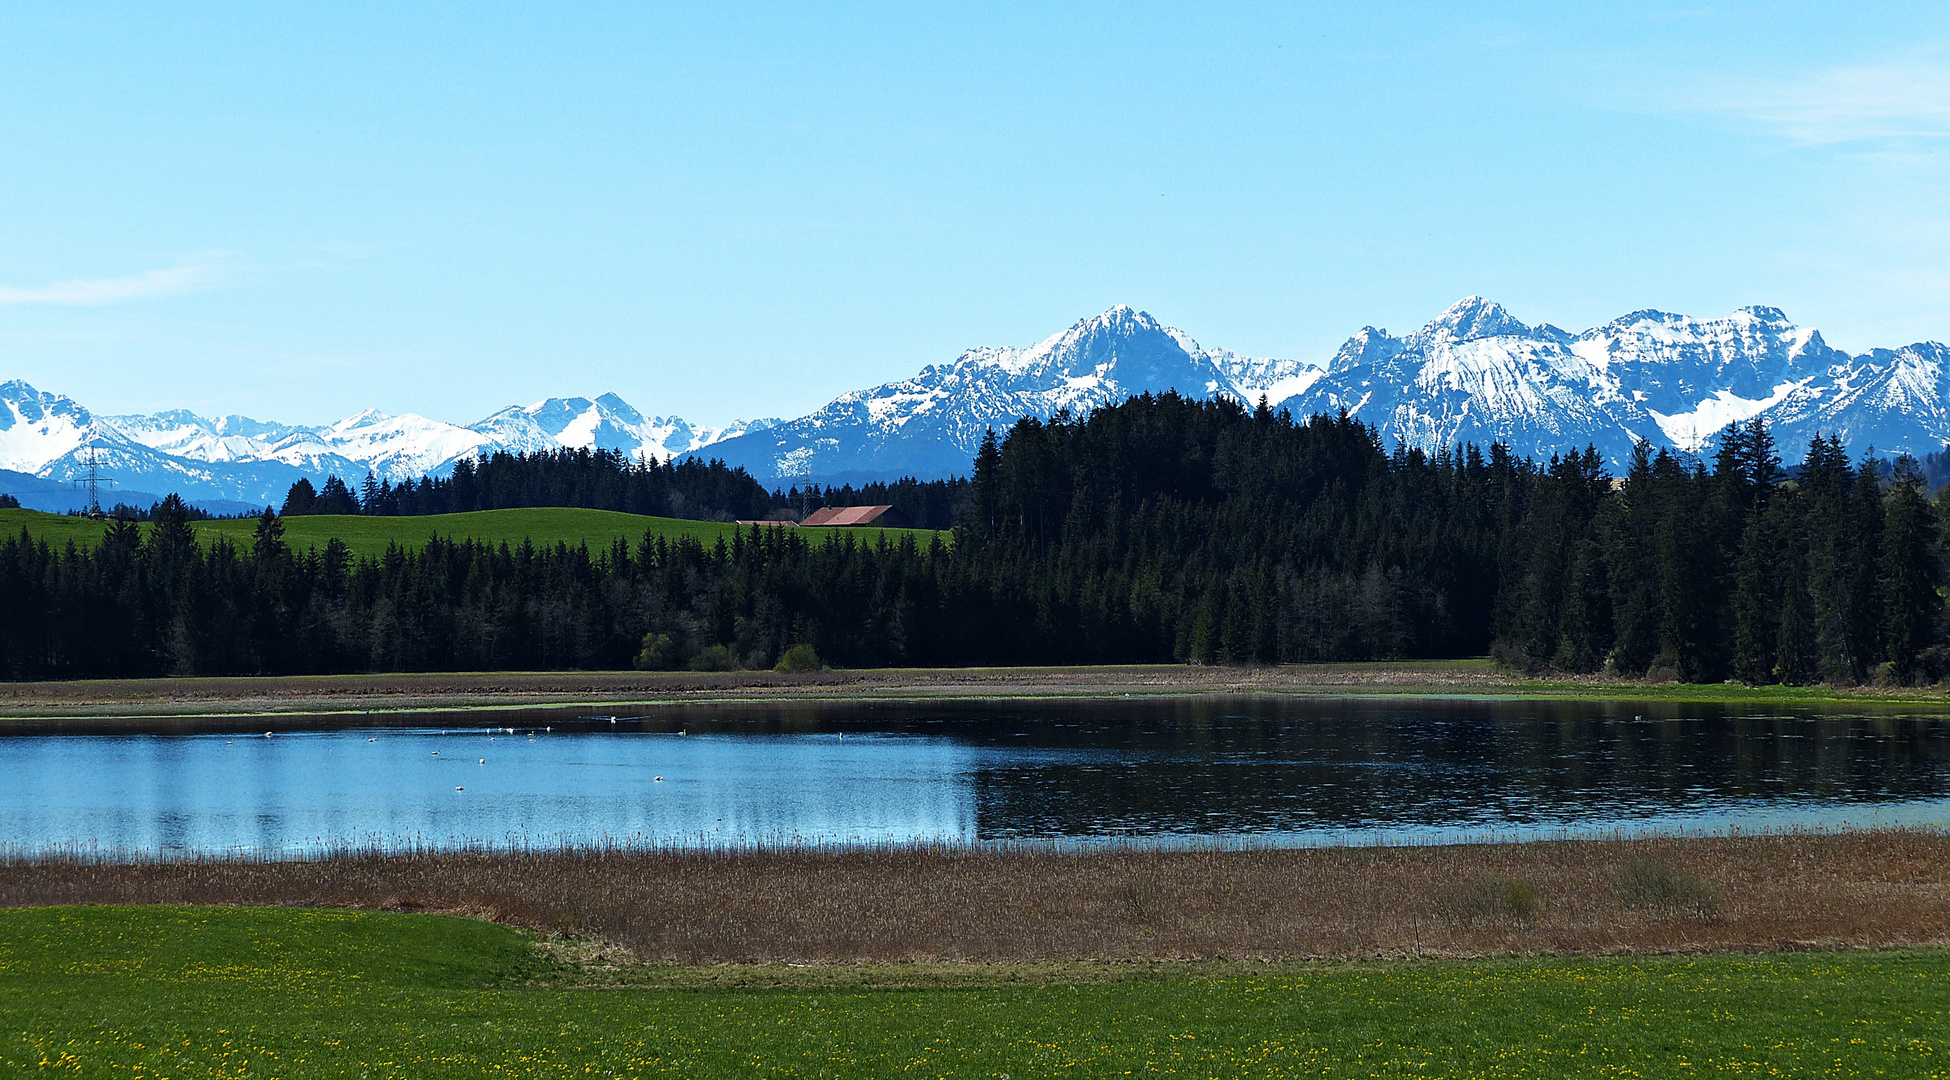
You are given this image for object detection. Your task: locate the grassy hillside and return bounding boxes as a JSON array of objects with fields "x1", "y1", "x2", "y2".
[
  {"x1": 2, "y1": 905, "x2": 1944, "y2": 1077},
  {"x1": 0, "y1": 506, "x2": 947, "y2": 558},
  {"x1": 0, "y1": 507, "x2": 114, "y2": 549}
]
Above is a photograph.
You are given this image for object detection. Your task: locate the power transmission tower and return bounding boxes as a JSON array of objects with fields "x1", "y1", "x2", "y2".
[{"x1": 72, "y1": 444, "x2": 116, "y2": 518}]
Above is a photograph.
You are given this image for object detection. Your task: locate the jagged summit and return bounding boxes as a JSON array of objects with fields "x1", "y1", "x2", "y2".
[
  {"x1": 1285, "y1": 299, "x2": 1943, "y2": 461},
  {"x1": 1080, "y1": 303, "x2": 1156, "y2": 330},
  {"x1": 469, "y1": 393, "x2": 769, "y2": 461},
  {"x1": 692, "y1": 305, "x2": 1318, "y2": 484},
  {"x1": 1420, "y1": 296, "x2": 1531, "y2": 342}
]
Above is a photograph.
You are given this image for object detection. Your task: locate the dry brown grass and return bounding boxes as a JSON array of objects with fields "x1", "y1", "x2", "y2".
[
  {"x1": 0, "y1": 663, "x2": 1518, "y2": 720},
  {"x1": 4, "y1": 831, "x2": 1945, "y2": 965}
]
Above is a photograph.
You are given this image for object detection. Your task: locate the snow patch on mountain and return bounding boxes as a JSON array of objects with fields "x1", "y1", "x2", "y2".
[
  {"x1": 1649, "y1": 381, "x2": 1810, "y2": 452},
  {"x1": 10, "y1": 298, "x2": 1950, "y2": 503},
  {"x1": 469, "y1": 394, "x2": 777, "y2": 462},
  {"x1": 1279, "y1": 297, "x2": 1950, "y2": 465},
  {"x1": 0, "y1": 379, "x2": 774, "y2": 507},
  {"x1": 0, "y1": 379, "x2": 93, "y2": 473},
  {"x1": 697, "y1": 306, "x2": 1323, "y2": 484},
  {"x1": 103, "y1": 410, "x2": 309, "y2": 464}
]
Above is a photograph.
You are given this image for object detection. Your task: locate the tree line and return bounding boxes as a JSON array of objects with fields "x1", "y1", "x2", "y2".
[
  {"x1": 2, "y1": 393, "x2": 1943, "y2": 682},
  {"x1": 279, "y1": 448, "x2": 968, "y2": 530}
]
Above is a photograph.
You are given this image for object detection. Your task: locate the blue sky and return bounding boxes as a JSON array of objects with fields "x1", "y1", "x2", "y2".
[{"x1": 3, "y1": 2, "x2": 1948, "y2": 426}]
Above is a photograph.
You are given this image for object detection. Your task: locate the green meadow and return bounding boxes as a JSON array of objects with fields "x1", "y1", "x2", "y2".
[
  {"x1": 3, "y1": 905, "x2": 1945, "y2": 1078},
  {"x1": 0, "y1": 506, "x2": 947, "y2": 558}
]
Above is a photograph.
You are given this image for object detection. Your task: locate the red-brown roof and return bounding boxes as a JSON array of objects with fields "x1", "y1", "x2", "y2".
[{"x1": 801, "y1": 505, "x2": 894, "y2": 527}]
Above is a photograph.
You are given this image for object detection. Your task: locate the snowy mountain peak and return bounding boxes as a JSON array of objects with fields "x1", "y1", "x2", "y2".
[
  {"x1": 1328, "y1": 327, "x2": 1410, "y2": 372},
  {"x1": 461, "y1": 392, "x2": 768, "y2": 463},
  {"x1": 0, "y1": 380, "x2": 772, "y2": 511},
  {"x1": 1732, "y1": 305, "x2": 1793, "y2": 329},
  {"x1": 1078, "y1": 303, "x2": 1157, "y2": 332},
  {"x1": 0, "y1": 380, "x2": 99, "y2": 473},
  {"x1": 592, "y1": 391, "x2": 646, "y2": 425},
  {"x1": 1281, "y1": 299, "x2": 1950, "y2": 465},
  {"x1": 325, "y1": 408, "x2": 395, "y2": 435},
  {"x1": 1422, "y1": 296, "x2": 1530, "y2": 342},
  {"x1": 693, "y1": 305, "x2": 1320, "y2": 484}
]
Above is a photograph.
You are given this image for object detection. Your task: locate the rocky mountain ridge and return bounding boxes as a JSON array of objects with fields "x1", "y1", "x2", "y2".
[
  {"x1": 0, "y1": 379, "x2": 774, "y2": 512},
  {"x1": 695, "y1": 299, "x2": 1950, "y2": 483},
  {"x1": 6, "y1": 297, "x2": 1948, "y2": 508}
]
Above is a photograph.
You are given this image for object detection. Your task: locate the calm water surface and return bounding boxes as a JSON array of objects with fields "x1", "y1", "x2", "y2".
[{"x1": 3, "y1": 697, "x2": 1948, "y2": 856}]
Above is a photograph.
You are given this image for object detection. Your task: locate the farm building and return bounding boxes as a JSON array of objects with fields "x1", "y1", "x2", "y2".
[{"x1": 800, "y1": 505, "x2": 900, "y2": 527}]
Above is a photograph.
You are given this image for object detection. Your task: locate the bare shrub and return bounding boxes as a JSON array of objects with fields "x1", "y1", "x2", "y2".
[
  {"x1": 1437, "y1": 875, "x2": 1540, "y2": 924},
  {"x1": 1614, "y1": 858, "x2": 1718, "y2": 915}
]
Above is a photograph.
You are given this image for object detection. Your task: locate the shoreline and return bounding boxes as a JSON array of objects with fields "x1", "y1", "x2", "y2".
[{"x1": 5, "y1": 660, "x2": 1950, "y2": 720}]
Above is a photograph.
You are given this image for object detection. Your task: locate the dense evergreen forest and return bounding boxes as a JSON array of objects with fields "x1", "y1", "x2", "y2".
[
  {"x1": 277, "y1": 449, "x2": 969, "y2": 530},
  {"x1": 2, "y1": 392, "x2": 1945, "y2": 683}
]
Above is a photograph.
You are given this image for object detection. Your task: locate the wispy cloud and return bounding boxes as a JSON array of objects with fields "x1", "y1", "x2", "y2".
[
  {"x1": 0, "y1": 261, "x2": 219, "y2": 305},
  {"x1": 1701, "y1": 54, "x2": 1950, "y2": 145}
]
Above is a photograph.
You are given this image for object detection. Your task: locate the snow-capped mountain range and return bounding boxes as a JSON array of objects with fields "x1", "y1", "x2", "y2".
[
  {"x1": 696, "y1": 299, "x2": 1950, "y2": 484},
  {"x1": 6, "y1": 297, "x2": 1949, "y2": 510},
  {"x1": 694, "y1": 304, "x2": 1323, "y2": 484},
  {"x1": 0, "y1": 383, "x2": 775, "y2": 512},
  {"x1": 1277, "y1": 297, "x2": 1950, "y2": 467}
]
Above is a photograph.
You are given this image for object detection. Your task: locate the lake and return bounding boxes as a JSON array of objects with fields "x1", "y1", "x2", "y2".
[{"x1": 3, "y1": 696, "x2": 1948, "y2": 857}]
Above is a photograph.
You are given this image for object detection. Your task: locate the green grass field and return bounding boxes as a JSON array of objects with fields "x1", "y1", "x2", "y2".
[
  {"x1": 0, "y1": 506, "x2": 947, "y2": 558},
  {"x1": 3, "y1": 905, "x2": 1945, "y2": 1078}
]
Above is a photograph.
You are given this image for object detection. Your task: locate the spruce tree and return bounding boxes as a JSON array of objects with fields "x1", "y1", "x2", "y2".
[
  {"x1": 1603, "y1": 443, "x2": 1660, "y2": 674},
  {"x1": 280, "y1": 479, "x2": 317, "y2": 516},
  {"x1": 1846, "y1": 458, "x2": 1886, "y2": 678},
  {"x1": 1879, "y1": 456, "x2": 1941, "y2": 680},
  {"x1": 250, "y1": 508, "x2": 286, "y2": 563},
  {"x1": 1798, "y1": 436, "x2": 1858, "y2": 681}
]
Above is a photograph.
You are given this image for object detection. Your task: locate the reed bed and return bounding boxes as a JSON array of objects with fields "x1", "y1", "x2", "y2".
[{"x1": 3, "y1": 831, "x2": 1945, "y2": 964}]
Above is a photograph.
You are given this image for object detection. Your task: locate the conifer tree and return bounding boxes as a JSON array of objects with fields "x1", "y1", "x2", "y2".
[
  {"x1": 250, "y1": 507, "x2": 286, "y2": 562},
  {"x1": 1603, "y1": 443, "x2": 1660, "y2": 674},
  {"x1": 1798, "y1": 436, "x2": 1860, "y2": 681},
  {"x1": 1879, "y1": 456, "x2": 1941, "y2": 680},
  {"x1": 1846, "y1": 458, "x2": 1887, "y2": 678},
  {"x1": 280, "y1": 479, "x2": 317, "y2": 516}
]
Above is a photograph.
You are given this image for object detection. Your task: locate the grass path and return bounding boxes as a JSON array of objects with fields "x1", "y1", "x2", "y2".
[
  {"x1": 0, "y1": 505, "x2": 947, "y2": 558},
  {"x1": 3, "y1": 905, "x2": 1946, "y2": 1077}
]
